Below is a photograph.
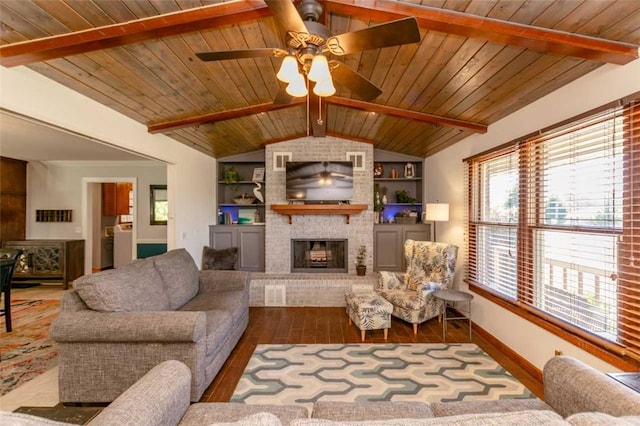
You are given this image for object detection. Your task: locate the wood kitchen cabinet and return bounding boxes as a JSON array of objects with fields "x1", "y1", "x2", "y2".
[
  {"x1": 2, "y1": 239, "x2": 85, "y2": 289},
  {"x1": 102, "y1": 183, "x2": 132, "y2": 216},
  {"x1": 0, "y1": 157, "x2": 27, "y2": 242}
]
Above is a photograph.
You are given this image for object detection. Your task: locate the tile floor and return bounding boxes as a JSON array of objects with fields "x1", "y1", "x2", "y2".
[{"x1": 0, "y1": 285, "x2": 63, "y2": 412}]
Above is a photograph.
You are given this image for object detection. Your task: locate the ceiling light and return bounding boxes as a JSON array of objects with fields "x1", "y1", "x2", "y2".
[
  {"x1": 277, "y1": 55, "x2": 299, "y2": 84},
  {"x1": 286, "y1": 72, "x2": 308, "y2": 97},
  {"x1": 313, "y1": 78, "x2": 336, "y2": 97},
  {"x1": 308, "y1": 54, "x2": 331, "y2": 83}
]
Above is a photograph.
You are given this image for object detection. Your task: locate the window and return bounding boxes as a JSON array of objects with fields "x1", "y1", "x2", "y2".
[
  {"x1": 465, "y1": 97, "x2": 640, "y2": 363},
  {"x1": 150, "y1": 185, "x2": 168, "y2": 225}
]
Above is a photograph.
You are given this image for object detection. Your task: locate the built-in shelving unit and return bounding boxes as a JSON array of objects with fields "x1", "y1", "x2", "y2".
[
  {"x1": 373, "y1": 149, "x2": 423, "y2": 222},
  {"x1": 216, "y1": 150, "x2": 266, "y2": 225}
]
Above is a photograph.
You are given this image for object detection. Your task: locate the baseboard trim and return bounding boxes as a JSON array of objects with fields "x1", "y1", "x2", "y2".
[{"x1": 471, "y1": 320, "x2": 543, "y2": 384}]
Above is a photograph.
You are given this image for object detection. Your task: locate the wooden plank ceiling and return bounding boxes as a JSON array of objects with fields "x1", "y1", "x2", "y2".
[{"x1": 1, "y1": 0, "x2": 639, "y2": 159}]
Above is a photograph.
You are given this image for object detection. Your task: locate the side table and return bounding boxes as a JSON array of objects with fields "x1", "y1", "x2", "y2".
[{"x1": 433, "y1": 290, "x2": 474, "y2": 342}]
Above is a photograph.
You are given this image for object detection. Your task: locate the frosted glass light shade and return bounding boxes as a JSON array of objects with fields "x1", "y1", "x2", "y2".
[
  {"x1": 286, "y1": 72, "x2": 307, "y2": 97},
  {"x1": 277, "y1": 55, "x2": 299, "y2": 83},
  {"x1": 313, "y1": 78, "x2": 336, "y2": 97},
  {"x1": 425, "y1": 203, "x2": 449, "y2": 222},
  {"x1": 308, "y1": 55, "x2": 331, "y2": 82}
]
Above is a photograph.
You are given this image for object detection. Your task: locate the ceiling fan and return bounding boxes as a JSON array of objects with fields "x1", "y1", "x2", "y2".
[{"x1": 196, "y1": 0, "x2": 421, "y2": 103}]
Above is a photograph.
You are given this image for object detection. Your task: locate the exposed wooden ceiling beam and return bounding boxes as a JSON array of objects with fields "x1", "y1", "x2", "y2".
[
  {"x1": 2, "y1": 0, "x2": 637, "y2": 68},
  {"x1": 148, "y1": 95, "x2": 485, "y2": 135},
  {"x1": 0, "y1": 0, "x2": 271, "y2": 67},
  {"x1": 324, "y1": 0, "x2": 639, "y2": 65},
  {"x1": 147, "y1": 99, "x2": 305, "y2": 134},
  {"x1": 326, "y1": 97, "x2": 487, "y2": 133}
]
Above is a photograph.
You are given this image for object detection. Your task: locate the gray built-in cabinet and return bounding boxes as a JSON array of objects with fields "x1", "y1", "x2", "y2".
[
  {"x1": 208, "y1": 225, "x2": 265, "y2": 271},
  {"x1": 374, "y1": 224, "x2": 431, "y2": 272}
]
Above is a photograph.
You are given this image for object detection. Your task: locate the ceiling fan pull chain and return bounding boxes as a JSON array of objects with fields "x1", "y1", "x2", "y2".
[
  {"x1": 306, "y1": 79, "x2": 310, "y2": 136},
  {"x1": 317, "y1": 95, "x2": 323, "y2": 125}
]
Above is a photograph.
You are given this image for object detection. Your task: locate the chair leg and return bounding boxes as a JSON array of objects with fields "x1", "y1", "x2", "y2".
[
  {"x1": 3, "y1": 287, "x2": 11, "y2": 332},
  {"x1": 383, "y1": 328, "x2": 388, "y2": 340},
  {"x1": 360, "y1": 330, "x2": 366, "y2": 342},
  {"x1": 413, "y1": 323, "x2": 418, "y2": 334}
]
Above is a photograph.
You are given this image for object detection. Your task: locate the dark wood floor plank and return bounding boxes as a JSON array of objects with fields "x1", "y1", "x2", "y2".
[{"x1": 201, "y1": 307, "x2": 544, "y2": 403}]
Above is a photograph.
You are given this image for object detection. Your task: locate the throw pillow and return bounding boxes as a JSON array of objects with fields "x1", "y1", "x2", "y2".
[{"x1": 202, "y1": 246, "x2": 238, "y2": 270}]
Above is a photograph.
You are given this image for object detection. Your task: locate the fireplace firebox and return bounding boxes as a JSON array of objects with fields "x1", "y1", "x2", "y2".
[{"x1": 291, "y1": 239, "x2": 348, "y2": 273}]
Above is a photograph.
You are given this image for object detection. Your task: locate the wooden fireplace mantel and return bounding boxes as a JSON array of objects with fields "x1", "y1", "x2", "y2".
[{"x1": 270, "y1": 204, "x2": 368, "y2": 224}]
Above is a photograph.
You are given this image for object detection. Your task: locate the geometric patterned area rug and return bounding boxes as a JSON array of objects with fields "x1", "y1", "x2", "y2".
[
  {"x1": 0, "y1": 299, "x2": 60, "y2": 396},
  {"x1": 231, "y1": 343, "x2": 535, "y2": 411}
]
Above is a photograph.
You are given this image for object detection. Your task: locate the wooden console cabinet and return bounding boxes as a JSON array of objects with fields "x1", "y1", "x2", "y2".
[{"x1": 2, "y1": 239, "x2": 85, "y2": 289}]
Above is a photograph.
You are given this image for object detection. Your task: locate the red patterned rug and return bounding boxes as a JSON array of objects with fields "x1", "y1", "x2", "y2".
[{"x1": 0, "y1": 299, "x2": 60, "y2": 396}]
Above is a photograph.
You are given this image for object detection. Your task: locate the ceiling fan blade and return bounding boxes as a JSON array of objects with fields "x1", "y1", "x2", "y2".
[
  {"x1": 326, "y1": 17, "x2": 421, "y2": 56},
  {"x1": 330, "y1": 62, "x2": 382, "y2": 101},
  {"x1": 265, "y1": 0, "x2": 309, "y2": 42},
  {"x1": 196, "y1": 48, "x2": 286, "y2": 61}
]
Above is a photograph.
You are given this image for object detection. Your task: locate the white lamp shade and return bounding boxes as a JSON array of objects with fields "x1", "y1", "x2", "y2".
[
  {"x1": 425, "y1": 203, "x2": 449, "y2": 222},
  {"x1": 285, "y1": 72, "x2": 307, "y2": 97},
  {"x1": 277, "y1": 55, "x2": 299, "y2": 83},
  {"x1": 312, "y1": 78, "x2": 336, "y2": 97},
  {"x1": 308, "y1": 54, "x2": 331, "y2": 82}
]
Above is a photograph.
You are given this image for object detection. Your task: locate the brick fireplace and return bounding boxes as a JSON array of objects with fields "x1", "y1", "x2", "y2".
[{"x1": 264, "y1": 137, "x2": 374, "y2": 274}]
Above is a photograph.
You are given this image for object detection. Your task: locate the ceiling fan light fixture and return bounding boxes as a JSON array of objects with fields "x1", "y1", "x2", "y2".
[
  {"x1": 277, "y1": 55, "x2": 299, "y2": 83},
  {"x1": 313, "y1": 77, "x2": 336, "y2": 97},
  {"x1": 286, "y1": 72, "x2": 308, "y2": 97},
  {"x1": 308, "y1": 54, "x2": 331, "y2": 82}
]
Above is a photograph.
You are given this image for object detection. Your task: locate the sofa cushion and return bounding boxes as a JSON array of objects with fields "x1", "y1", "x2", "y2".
[
  {"x1": 202, "y1": 246, "x2": 238, "y2": 271},
  {"x1": 181, "y1": 290, "x2": 248, "y2": 324},
  {"x1": 566, "y1": 412, "x2": 640, "y2": 425},
  {"x1": 73, "y1": 260, "x2": 170, "y2": 312},
  {"x1": 180, "y1": 403, "x2": 308, "y2": 425},
  {"x1": 430, "y1": 399, "x2": 553, "y2": 417},
  {"x1": 154, "y1": 248, "x2": 200, "y2": 309},
  {"x1": 312, "y1": 401, "x2": 433, "y2": 421},
  {"x1": 290, "y1": 410, "x2": 568, "y2": 425},
  {"x1": 0, "y1": 411, "x2": 74, "y2": 425},
  {"x1": 208, "y1": 412, "x2": 283, "y2": 426}
]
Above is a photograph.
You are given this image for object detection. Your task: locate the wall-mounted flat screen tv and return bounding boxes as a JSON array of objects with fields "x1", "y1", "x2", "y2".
[{"x1": 286, "y1": 161, "x2": 353, "y2": 203}]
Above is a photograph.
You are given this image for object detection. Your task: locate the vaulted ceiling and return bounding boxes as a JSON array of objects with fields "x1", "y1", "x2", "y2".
[{"x1": 1, "y1": 0, "x2": 639, "y2": 159}]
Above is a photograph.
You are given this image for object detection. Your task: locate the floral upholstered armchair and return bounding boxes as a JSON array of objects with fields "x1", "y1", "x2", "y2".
[{"x1": 376, "y1": 240, "x2": 458, "y2": 334}]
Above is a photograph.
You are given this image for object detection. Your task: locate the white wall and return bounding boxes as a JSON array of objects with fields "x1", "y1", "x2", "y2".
[
  {"x1": 26, "y1": 161, "x2": 166, "y2": 241},
  {"x1": 1, "y1": 66, "x2": 216, "y2": 267},
  {"x1": 424, "y1": 59, "x2": 640, "y2": 372}
]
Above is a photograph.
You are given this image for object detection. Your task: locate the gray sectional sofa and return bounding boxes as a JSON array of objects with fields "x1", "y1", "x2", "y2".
[
  {"x1": 3, "y1": 356, "x2": 639, "y2": 425},
  {"x1": 49, "y1": 248, "x2": 249, "y2": 403}
]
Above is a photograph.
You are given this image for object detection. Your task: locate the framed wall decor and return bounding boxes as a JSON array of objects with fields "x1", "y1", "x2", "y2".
[{"x1": 252, "y1": 167, "x2": 265, "y2": 182}]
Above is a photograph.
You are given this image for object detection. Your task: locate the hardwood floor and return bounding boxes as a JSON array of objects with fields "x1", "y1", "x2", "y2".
[{"x1": 201, "y1": 307, "x2": 544, "y2": 402}]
